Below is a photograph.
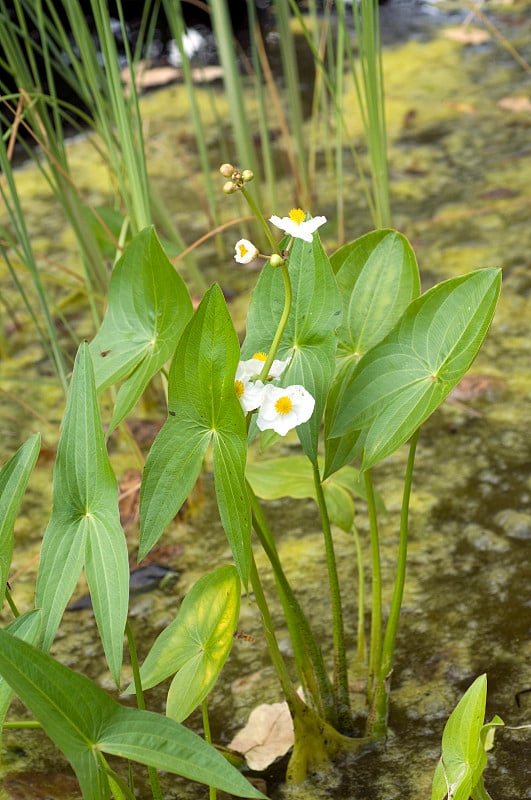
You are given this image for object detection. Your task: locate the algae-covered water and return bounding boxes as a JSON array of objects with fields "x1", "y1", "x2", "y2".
[{"x1": 0, "y1": 2, "x2": 530, "y2": 798}]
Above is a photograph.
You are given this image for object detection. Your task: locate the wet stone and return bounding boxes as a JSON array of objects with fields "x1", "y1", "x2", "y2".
[{"x1": 493, "y1": 509, "x2": 531, "y2": 541}]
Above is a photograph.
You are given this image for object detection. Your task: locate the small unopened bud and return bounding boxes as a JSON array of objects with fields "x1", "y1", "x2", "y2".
[
  {"x1": 241, "y1": 169, "x2": 254, "y2": 182},
  {"x1": 219, "y1": 163, "x2": 234, "y2": 178},
  {"x1": 223, "y1": 180, "x2": 237, "y2": 194},
  {"x1": 269, "y1": 253, "x2": 285, "y2": 268}
]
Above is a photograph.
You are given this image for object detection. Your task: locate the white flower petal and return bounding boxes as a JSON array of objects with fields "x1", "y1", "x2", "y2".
[
  {"x1": 269, "y1": 213, "x2": 327, "y2": 243},
  {"x1": 234, "y1": 238, "x2": 259, "y2": 264},
  {"x1": 236, "y1": 378, "x2": 266, "y2": 412},
  {"x1": 256, "y1": 384, "x2": 315, "y2": 436}
]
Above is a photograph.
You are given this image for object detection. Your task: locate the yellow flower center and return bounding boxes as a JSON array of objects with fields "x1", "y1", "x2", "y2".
[
  {"x1": 238, "y1": 243, "x2": 249, "y2": 258},
  {"x1": 288, "y1": 208, "x2": 306, "y2": 225},
  {"x1": 235, "y1": 379, "x2": 244, "y2": 398},
  {"x1": 275, "y1": 396, "x2": 293, "y2": 415},
  {"x1": 253, "y1": 352, "x2": 268, "y2": 361}
]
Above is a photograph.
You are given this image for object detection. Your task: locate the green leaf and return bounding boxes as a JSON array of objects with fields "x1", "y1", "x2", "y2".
[
  {"x1": 330, "y1": 228, "x2": 420, "y2": 366},
  {"x1": 0, "y1": 610, "x2": 41, "y2": 728},
  {"x1": 89, "y1": 227, "x2": 193, "y2": 433},
  {"x1": 246, "y1": 455, "x2": 376, "y2": 532},
  {"x1": 242, "y1": 234, "x2": 341, "y2": 462},
  {"x1": 332, "y1": 269, "x2": 501, "y2": 469},
  {"x1": 324, "y1": 230, "x2": 419, "y2": 476},
  {"x1": 129, "y1": 566, "x2": 240, "y2": 722},
  {"x1": 35, "y1": 343, "x2": 129, "y2": 684},
  {"x1": 0, "y1": 630, "x2": 266, "y2": 799},
  {"x1": 139, "y1": 285, "x2": 251, "y2": 585},
  {"x1": 432, "y1": 674, "x2": 490, "y2": 800},
  {"x1": 0, "y1": 433, "x2": 40, "y2": 603}
]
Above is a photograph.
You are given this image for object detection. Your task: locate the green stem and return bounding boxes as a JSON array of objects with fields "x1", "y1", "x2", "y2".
[
  {"x1": 248, "y1": 554, "x2": 297, "y2": 704},
  {"x1": 248, "y1": 484, "x2": 337, "y2": 725},
  {"x1": 4, "y1": 586, "x2": 20, "y2": 618},
  {"x1": 312, "y1": 462, "x2": 351, "y2": 731},
  {"x1": 258, "y1": 264, "x2": 292, "y2": 383},
  {"x1": 240, "y1": 184, "x2": 279, "y2": 254},
  {"x1": 380, "y1": 430, "x2": 418, "y2": 676},
  {"x1": 364, "y1": 469, "x2": 382, "y2": 703},
  {"x1": 352, "y1": 525, "x2": 366, "y2": 664},
  {"x1": 125, "y1": 622, "x2": 163, "y2": 800},
  {"x1": 3, "y1": 720, "x2": 42, "y2": 729},
  {"x1": 201, "y1": 699, "x2": 216, "y2": 800},
  {"x1": 369, "y1": 430, "x2": 419, "y2": 738}
]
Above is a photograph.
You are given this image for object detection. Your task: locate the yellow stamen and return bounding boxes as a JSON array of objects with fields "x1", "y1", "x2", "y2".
[
  {"x1": 238, "y1": 243, "x2": 249, "y2": 258},
  {"x1": 288, "y1": 208, "x2": 306, "y2": 225},
  {"x1": 275, "y1": 396, "x2": 293, "y2": 415},
  {"x1": 235, "y1": 380, "x2": 245, "y2": 398},
  {"x1": 253, "y1": 352, "x2": 268, "y2": 361}
]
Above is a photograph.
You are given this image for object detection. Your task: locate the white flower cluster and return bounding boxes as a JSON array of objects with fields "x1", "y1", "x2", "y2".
[{"x1": 235, "y1": 353, "x2": 315, "y2": 436}]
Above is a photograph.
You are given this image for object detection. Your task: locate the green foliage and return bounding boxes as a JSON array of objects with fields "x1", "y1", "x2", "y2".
[
  {"x1": 246, "y1": 455, "x2": 383, "y2": 533},
  {"x1": 0, "y1": 630, "x2": 266, "y2": 799},
  {"x1": 129, "y1": 566, "x2": 240, "y2": 722},
  {"x1": 0, "y1": 433, "x2": 40, "y2": 603},
  {"x1": 325, "y1": 229, "x2": 420, "y2": 477},
  {"x1": 139, "y1": 284, "x2": 251, "y2": 584},
  {"x1": 243, "y1": 233, "x2": 341, "y2": 463},
  {"x1": 432, "y1": 674, "x2": 504, "y2": 800},
  {"x1": 89, "y1": 227, "x2": 193, "y2": 433},
  {"x1": 331, "y1": 268, "x2": 501, "y2": 470},
  {"x1": 35, "y1": 343, "x2": 129, "y2": 684},
  {"x1": 0, "y1": 611, "x2": 41, "y2": 728}
]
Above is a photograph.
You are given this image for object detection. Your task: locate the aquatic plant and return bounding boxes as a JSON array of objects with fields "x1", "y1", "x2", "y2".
[{"x1": 0, "y1": 155, "x2": 503, "y2": 795}]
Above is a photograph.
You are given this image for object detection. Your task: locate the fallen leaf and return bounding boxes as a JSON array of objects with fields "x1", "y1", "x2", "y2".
[
  {"x1": 497, "y1": 95, "x2": 531, "y2": 113},
  {"x1": 228, "y1": 702, "x2": 294, "y2": 771},
  {"x1": 444, "y1": 26, "x2": 490, "y2": 44}
]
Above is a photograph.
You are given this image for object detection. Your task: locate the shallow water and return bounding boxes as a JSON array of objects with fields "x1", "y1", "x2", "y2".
[{"x1": 1, "y1": 2, "x2": 531, "y2": 799}]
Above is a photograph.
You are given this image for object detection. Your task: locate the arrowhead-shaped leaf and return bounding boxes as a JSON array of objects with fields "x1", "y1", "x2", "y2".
[
  {"x1": 331, "y1": 268, "x2": 501, "y2": 469},
  {"x1": 129, "y1": 566, "x2": 240, "y2": 722},
  {"x1": 242, "y1": 234, "x2": 341, "y2": 462},
  {"x1": 0, "y1": 630, "x2": 266, "y2": 799},
  {"x1": 0, "y1": 610, "x2": 41, "y2": 728},
  {"x1": 89, "y1": 227, "x2": 193, "y2": 433},
  {"x1": 246, "y1": 455, "x2": 379, "y2": 532},
  {"x1": 35, "y1": 343, "x2": 129, "y2": 684},
  {"x1": 432, "y1": 674, "x2": 501, "y2": 800},
  {"x1": 324, "y1": 230, "x2": 420, "y2": 476},
  {"x1": 0, "y1": 433, "x2": 40, "y2": 603},
  {"x1": 139, "y1": 285, "x2": 251, "y2": 584}
]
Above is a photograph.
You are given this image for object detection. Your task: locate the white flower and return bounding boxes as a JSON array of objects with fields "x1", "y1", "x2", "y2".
[
  {"x1": 235, "y1": 376, "x2": 266, "y2": 413},
  {"x1": 237, "y1": 353, "x2": 289, "y2": 381},
  {"x1": 234, "y1": 238, "x2": 259, "y2": 264},
  {"x1": 256, "y1": 384, "x2": 315, "y2": 436},
  {"x1": 269, "y1": 208, "x2": 327, "y2": 243}
]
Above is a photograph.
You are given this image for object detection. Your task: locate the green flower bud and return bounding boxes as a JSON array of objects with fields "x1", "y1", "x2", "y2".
[
  {"x1": 219, "y1": 163, "x2": 235, "y2": 178},
  {"x1": 223, "y1": 180, "x2": 237, "y2": 194},
  {"x1": 241, "y1": 169, "x2": 254, "y2": 182},
  {"x1": 269, "y1": 253, "x2": 285, "y2": 268}
]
